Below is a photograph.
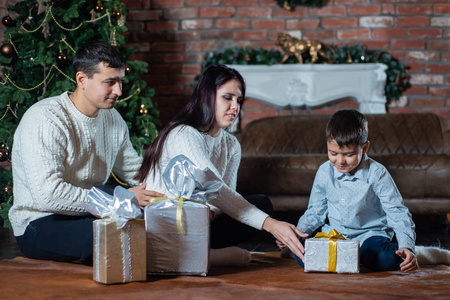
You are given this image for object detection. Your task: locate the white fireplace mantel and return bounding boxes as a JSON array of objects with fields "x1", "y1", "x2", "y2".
[{"x1": 227, "y1": 63, "x2": 388, "y2": 114}]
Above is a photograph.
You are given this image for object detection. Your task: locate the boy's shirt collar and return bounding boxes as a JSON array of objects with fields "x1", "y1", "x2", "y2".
[{"x1": 332, "y1": 154, "x2": 369, "y2": 181}]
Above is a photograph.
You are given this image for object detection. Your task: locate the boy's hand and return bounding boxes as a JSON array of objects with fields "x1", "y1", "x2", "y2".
[{"x1": 396, "y1": 247, "x2": 419, "y2": 272}]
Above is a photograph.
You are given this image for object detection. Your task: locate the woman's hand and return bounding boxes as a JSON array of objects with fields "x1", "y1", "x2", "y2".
[
  {"x1": 276, "y1": 239, "x2": 287, "y2": 249},
  {"x1": 128, "y1": 182, "x2": 166, "y2": 209},
  {"x1": 396, "y1": 247, "x2": 419, "y2": 272},
  {"x1": 262, "y1": 217, "x2": 308, "y2": 260}
]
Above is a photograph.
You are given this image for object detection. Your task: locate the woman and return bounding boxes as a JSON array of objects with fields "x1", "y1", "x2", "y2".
[{"x1": 135, "y1": 65, "x2": 307, "y2": 260}]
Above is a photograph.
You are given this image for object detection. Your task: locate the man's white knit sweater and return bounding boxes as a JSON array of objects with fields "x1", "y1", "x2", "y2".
[
  {"x1": 9, "y1": 92, "x2": 142, "y2": 236},
  {"x1": 144, "y1": 125, "x2": 268, "y2": 230}
]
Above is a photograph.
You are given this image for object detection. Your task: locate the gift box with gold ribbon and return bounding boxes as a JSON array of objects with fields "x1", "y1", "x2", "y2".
[
  {"x1": 145, "y1": 155, "x2": 223, "y2": 276},
  {"x1": 145, "y1": 199, "x2": 210, "y2": 275},
  {"x1": 304, "y1": 229, "x2": 360, "y2": 273}
]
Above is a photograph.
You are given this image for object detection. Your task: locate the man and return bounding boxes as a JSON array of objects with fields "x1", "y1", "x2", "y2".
[{"x1": 9, "y1": 41, "x2": 163, "y2": 265}]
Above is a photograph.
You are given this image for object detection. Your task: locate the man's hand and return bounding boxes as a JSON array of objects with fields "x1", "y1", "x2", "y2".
[
  {"x1": 396, "y1": 247, "x2": 419, "y2": 272},
  {"x1": 262, "y1": 217, "x2": 308, "y2": 261},
  {"x1": 128, "y1": 182, "x2": 166, "y2": 209}
]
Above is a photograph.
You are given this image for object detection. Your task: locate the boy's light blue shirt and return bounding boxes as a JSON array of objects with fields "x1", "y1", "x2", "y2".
[{"x1": 297, "y1": 154, "x2": 416, "y2": 251}]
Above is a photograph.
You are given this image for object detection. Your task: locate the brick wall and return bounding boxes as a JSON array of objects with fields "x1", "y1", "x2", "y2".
[{"x1": 2, "y1": 0, "x2": 449, "y2": 128}]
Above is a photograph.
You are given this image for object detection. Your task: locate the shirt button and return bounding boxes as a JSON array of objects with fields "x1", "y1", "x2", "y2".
[
  {"x1": 341, "y1": 198, "x2": 345, "y2": 202},
  {"x1": 342, "y1": 218, "x2": 345, "y2": 222}
]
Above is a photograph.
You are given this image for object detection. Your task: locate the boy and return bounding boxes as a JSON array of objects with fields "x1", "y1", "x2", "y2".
[{"x1": 294, "y1": 109, "x2": 418, "y2": 272}]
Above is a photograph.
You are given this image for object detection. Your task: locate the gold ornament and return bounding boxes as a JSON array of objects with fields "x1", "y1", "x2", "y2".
[
  {"x1": 276, "y1": 33, "x2": 335, "y2": 64},
  {"x1": 125, "y1": 65, "x2": 131, "y2": 75}
]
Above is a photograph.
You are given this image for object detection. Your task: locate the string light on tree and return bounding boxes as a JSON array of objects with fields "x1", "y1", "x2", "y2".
[
  {"x1": 56, "y1": 52, "x2": 67, "y2": 65},
  {"x1": 111, "y1": 8, "x2": 121, "y2": 19},
  {"x1": 0, "y1": 143, "x2": 10, "y2": 162},
  {"x1": 2, "y1": 184, "x2": 12, "y2": 195},
  {"x1": 94, "y1": 1, "x2": 104, "y2": 13},
  {"x1": 139, "y1": 104, "x2": 148, "y2": 115}
]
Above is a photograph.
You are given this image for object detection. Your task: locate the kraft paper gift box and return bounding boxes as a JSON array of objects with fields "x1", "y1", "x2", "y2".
[
  {"x1": 85, "y1": 186, "x2": 146, "y2": 284},
  {"x1": 93, "y1": 219, "x2": 146, "y2": 284},
  {"x1": 145, "y1": 154, "x2": 223, "y2": 276},
  {"x1": 145, "y1": 200, "x2": 210, "y2": 276},
  {"x1": 304, "y1": 229, "x2": 360, "y2": 274}
]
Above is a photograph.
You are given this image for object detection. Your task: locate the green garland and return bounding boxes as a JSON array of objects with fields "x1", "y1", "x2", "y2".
[
  {"x1": 276, "y1": 0, "x2": 327, "y2": 10},
  {"x1": 201, "y1": 43, "x2": 409, "y2": 102}
]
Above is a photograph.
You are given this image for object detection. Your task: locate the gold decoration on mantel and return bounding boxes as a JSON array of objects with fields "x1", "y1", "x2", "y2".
[
  {"x1": 346, "y1": 49, "x2": 353, "y2": 63},
  {"x1": 283, "y1": 0, "x2": 292, "y2": 10},
  {"x1": 276, "y1": 33, "x2": 335, "y2": 64}
]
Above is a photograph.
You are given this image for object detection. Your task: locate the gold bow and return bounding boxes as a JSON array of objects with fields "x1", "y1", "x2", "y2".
[
  {"x1": 149, "y1": 197, "x2": 204, "y2": 235},
  {"x1": 314, "y1": 229, "x2": 346, "y2": 272}
]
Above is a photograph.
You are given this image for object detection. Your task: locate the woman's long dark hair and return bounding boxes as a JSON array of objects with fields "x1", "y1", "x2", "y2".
[{"x1": 134, "y1": 64, "x2": 246, "y2": 182}]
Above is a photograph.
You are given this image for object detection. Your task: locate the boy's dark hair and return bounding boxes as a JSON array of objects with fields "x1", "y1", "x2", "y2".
[
  {"x1": 326, "y1": 109, "x2": 368, "y2": 147},
  {"x1": 73, "y1": 41, "x2": 126, "y2": 78}
]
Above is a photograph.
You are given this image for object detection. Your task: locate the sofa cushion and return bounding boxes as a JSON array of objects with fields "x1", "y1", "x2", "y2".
[
  {"x1": 366, "y1": 113, "x2": 448, "y2": 155},
  {"x1": 237, "y1": 155, "x2": 327, "y2": 196}
]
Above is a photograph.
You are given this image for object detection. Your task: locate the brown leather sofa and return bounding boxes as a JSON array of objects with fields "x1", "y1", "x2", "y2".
[{"x1": 236, "y1": 113, "x2": 450, "y2": 214}]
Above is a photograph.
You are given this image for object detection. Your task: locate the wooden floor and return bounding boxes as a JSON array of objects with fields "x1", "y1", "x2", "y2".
[
  {"x1": 1, "y1": 251, "x2": 449, "y2": 299},
  {"x1": 0, "y1": 212, "x2": 449, "y2": 300}
]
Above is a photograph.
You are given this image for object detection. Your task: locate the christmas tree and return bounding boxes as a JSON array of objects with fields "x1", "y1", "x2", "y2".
[{"x1": 0, "y1": 0, "x2": 160, "y2": 228}]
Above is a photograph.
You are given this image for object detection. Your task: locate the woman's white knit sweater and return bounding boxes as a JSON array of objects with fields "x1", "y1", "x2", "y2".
[
  {"x1": 9, "y1": 92, "x2": 142, "y2": 236},
  {"x1": 144, "y1": 125, "x2": 268, "y2": 230}
]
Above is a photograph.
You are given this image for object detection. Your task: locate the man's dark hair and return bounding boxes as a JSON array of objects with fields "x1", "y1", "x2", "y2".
[
  {"x1": 326, "y1": 109, "x2": 368, "y2": 147},
  {"x1": 72, "y1": 41, "x2": 126, "y2": 78}
]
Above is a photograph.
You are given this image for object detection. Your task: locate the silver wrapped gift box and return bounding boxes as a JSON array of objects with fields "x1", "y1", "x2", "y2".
[
  {"x1": 145, "y1": 200, "x2": 210, "y2": 276},
  {"x1": 304, "y1": 235, "x2": 360, "y2": 274},
  {"x1": 145, "y1": 155, "x2": 222, "y2": 276}
]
